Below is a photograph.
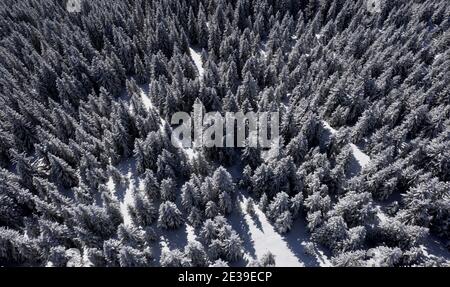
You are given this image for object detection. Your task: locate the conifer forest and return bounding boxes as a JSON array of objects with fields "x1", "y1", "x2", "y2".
[{"x1": 0, "y1": 0, "x2": 449, "y2": 267}]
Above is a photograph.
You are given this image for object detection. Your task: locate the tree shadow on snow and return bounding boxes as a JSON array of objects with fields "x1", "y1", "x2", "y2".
[
  {"x1": 113, "y1": 158, "x2": 138, "y2": 202},
  {"x1": 228, "y1": 200, "x2": 257, "y2": 266},
  {"x1": 153, "y1": 225, "x2": 189, "y2": 264},
  {"x1": 249, "y1": 211, "x2": 264, "y2": 232},
  {"x1": 279, "y1": 218, "x2": 326, "y2": 267}
]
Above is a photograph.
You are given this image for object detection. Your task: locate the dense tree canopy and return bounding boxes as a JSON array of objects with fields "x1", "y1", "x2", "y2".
[{"x1": 0, "y1": 0, "x2": 449, "y2": 267}]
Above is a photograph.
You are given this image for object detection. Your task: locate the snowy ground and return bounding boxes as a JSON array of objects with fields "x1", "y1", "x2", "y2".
[
  {"x1": 140, "y1": 89, "x2": 154, "y2": 111},
  {"x1": 349, "y1": 144, "x2": 371, "y2": 169},
  {"x1": 238, "y1": 197, "x2": 304, "y2": 266},
  {"x1": 236, "y1": 195, "x2": 332, "y2": 267},
  {"x1": 189, "y1": 47, "x2": 204, "y2": 79}
]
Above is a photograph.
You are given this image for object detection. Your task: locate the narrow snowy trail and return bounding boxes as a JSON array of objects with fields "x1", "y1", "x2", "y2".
[{"x1": 189, "y1": 47, "x2": 204, "y2": 79}]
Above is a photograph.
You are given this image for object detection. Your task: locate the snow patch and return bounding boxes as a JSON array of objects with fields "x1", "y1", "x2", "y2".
[
  {"x1": 322, "y1": 121, "x2": 338, "y2": 134},
  {"x1": 106, "y1": 174, "x2": 133, "y2": 226},
  {"x1": 119, "y1": 172, "x2": 134, "y2": 226},
  {"x1": 140, "y1": 90, "x2": 154, "y2": 110},
  {"x1": 189, "y1": 47, "x2": 204, "y2": 79},
  {"x1": 239, "y1": 197, "x2": 303, "y2": 267},
  {"x1": 350, "y1": 144, "x2": 371, "y2": 169},
  {"x1": 184, "y1": 148, "x2": 196, "y2": 161},
  {"x1": 261, "y1": 137, "x2": 281, "y2": 163},
  {"x1": 259, "y1": 41, "x2": 269, "y2": 60}
]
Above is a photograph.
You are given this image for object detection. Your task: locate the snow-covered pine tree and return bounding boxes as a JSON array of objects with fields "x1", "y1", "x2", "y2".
[
  {"x1": 184, "y1": 241, "x2": 209, "y2": 267},
  {"x1": 48, "y1": 154, "x2": 78, "y2": 188},
  {"x1": 160, "y1": 178, "x2": 177, "y2": 202},
  {"x1": 157, "y1": 201, "x2": 183, "y2": 230}
]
